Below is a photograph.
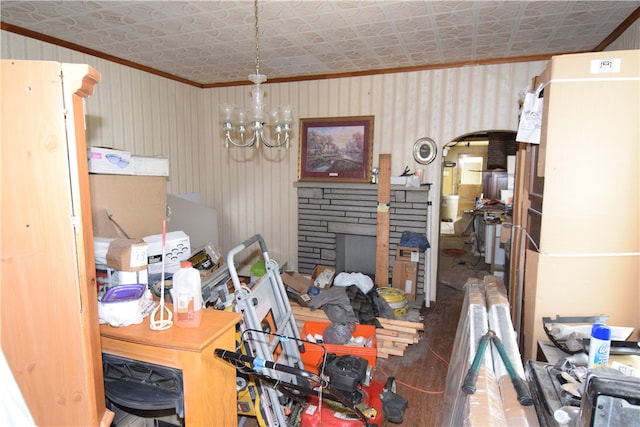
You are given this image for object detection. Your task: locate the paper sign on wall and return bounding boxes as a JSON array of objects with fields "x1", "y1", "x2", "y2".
[{"x1": 516, "y1": 85, "x2": 544, "y2": 144}]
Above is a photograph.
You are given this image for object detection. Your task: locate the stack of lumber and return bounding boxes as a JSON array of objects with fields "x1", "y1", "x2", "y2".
[
  {"x1": 290, "y1": 303, "x2": 423, "y2": 359},
  {"x1": 375, "y1": 317, "x2": 424, "y2": 359}
]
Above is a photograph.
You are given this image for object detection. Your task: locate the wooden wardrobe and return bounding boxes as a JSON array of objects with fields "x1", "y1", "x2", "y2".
[{"x1": 1, "y1": 60, "x2": 113, "y2": 426}]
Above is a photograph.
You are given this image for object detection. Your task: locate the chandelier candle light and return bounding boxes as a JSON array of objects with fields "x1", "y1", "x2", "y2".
[{"x1": 220, "y1": 0, "x2": 294, "y2": 148}]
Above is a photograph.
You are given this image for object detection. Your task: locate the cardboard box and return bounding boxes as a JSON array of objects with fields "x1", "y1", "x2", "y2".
[
  {"x1": 143, "y1": 230, "x2": 191, "y2": 275},
  {"x1": 282, "y1": 271, "x2": 311, "y2": 294},
  {"x1": 131, "y1": 156, "x2": 169, "y2": 176},
  {"x1": 88, "y1": 147, "x2": 132, "y2": 175},
  {"x1": 188, "y1": 243, "x2": 222, "y2": 276},
  {"x1": 89, "y1": 174, "x2": 167, "y2": 239},
  {"x1": 300, "y1": 321, "x2": 377, "y2": 373},
  {"x1": 396, "y1": 246, "x2": 420, "y2": 263},
  {"x1": 281, "y1": 271, "x2": 312, "y2": 306},
  {"x1": 282, "y1": 266, "x2": 335, "y2": 293},
  {"x1": 392, "y1": 260, "x2": 417, "y2": 301},
  {"x1": 106, "y1": 239, "x2": 148, "y2": 272},
  {"x1": 281, "y1": 267, "x2": 335, "y2": 306},
  {"x1": 311, "y1": 266, "x2": 335, "y2": 290},
  {"x1": 288, "y1": 291, "x2": 313, "y2": 307}
]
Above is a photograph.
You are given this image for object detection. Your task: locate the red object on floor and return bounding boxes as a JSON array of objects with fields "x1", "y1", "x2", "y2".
[
  {"x1": 299, "y1": 379, "x2": 386, "y2": 427},
  {"x1": 442, "y1": 248, "x2": 466, "y2": 257},
  {"x1": 300, "y1": 321, "x2": 377, "y2": 373}
]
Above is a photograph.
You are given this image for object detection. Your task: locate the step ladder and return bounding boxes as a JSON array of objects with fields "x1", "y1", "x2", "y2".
[{"x1": 226, "y1": 234, "x2": 305, "y2": 426}]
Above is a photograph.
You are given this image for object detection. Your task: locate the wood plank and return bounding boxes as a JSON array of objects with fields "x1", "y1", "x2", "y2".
[
  {"x1": 377, "y1": 323, "x2": 418, "y2": 335},
  {"x1": 375, "y1": 329, "x2": 399, "y2": 337},
  {"x1": 377, "y1": 317, "x2": 425, "y2": 330},
  {"x1": 377, "y1": 334, "x2": 415, "y2": 345},
  {"x1": 377, "y1": 347, "x2": 405, "y2": 356},
  {"x1": 291, "y1": 306, "x2": 328, "y2": 317},
  {"x1": 375, "y1": 154, "x2": 391, "y2": 286},
  {"x1": 294, "y1": 311, "x2": 328, "y2": 320}
]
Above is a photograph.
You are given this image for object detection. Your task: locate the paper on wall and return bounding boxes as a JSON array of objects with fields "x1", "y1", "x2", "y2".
[{"x1": 516, "y1": 84, "x2": 544, "y2": 144}]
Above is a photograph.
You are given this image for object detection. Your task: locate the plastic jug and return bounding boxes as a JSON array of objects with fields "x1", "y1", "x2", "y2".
[{"x1": 171, "y1": 261, "x2": 202, "y2": 328}]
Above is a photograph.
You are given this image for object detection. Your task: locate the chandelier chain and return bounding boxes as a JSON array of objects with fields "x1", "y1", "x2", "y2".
[
  {"x1": 219, "y1": 0, "x2": 293, "y2": 149},
  {"x1": 254, "y1": 0, "x2": 260, "y2": 76}
]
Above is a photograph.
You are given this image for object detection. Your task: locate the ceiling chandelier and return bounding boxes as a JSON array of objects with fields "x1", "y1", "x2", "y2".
[{"x1": 220, "y1": 0, "x2": 294, "y2": 148}]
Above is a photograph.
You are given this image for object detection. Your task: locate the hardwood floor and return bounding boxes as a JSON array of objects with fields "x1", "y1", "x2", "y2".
[
  {"x1": 371, "y1": 284, "x2": 463, "y2": 426},
  {"x1": 371, "y1": 232, "x2": 486, "y2": 426},
  {"x1": 376, "y1": 235, "x2": 490, "y2": 427},
  {"x1": 239, "y1": 234, "x2": 484, "y2": 427}
]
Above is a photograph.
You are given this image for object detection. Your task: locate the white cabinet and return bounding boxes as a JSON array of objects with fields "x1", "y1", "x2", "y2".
[{"x1": 485, "y1": 223, "x2": 505, "y2": 273}]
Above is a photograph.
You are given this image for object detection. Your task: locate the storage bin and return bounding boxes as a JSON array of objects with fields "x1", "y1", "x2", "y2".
[{"x1": 300, "y1": 321, "x2": 377, "y2": 373}]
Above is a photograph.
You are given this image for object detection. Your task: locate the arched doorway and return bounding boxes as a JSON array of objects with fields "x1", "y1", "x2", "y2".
[
  {"x1": 439, "y1": 130, "x2": 517, "y2": 236},
  {"x1": 436, "y1": 130, "x2": 517, "y2": 295}
]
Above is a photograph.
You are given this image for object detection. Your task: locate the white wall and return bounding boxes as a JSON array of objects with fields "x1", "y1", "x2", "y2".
[{"x1": 7, "y1": 27, "x2": 636, "y2": 301}]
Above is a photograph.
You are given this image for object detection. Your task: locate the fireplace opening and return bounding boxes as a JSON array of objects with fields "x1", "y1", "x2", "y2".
[{"x1": 335, "y1": 234, "x2": 376, "y2": 278}]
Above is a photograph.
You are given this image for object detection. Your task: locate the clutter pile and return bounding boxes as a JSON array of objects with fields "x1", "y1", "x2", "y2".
[
  {"x1": 89, "y1": 148, "x2": 225, "y2": 328},
  {"x1": 290, "y1": 302, "x2": 423, "y2": 359},
  {"x1": 283, "y1": 267, "x2": 424, "y2": 359}
]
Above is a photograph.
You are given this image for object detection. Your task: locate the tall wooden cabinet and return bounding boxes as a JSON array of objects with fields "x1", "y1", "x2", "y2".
[
  {"x1": 1, "y1": 60, "x2": 113, "y2": 425},
  {"x1": 513, "y1": 50, "x2": 640, "y2": 360}
]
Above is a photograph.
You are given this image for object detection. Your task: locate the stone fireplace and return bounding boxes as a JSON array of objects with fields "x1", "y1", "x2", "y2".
[{"x1": 295, "y1": 182, "x2": 431, "y2": 301}]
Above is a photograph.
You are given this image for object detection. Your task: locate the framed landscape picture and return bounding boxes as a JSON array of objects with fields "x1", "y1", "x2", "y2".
[{"x1": 298, "y1": 116, "x2": 374, "y2": 182}]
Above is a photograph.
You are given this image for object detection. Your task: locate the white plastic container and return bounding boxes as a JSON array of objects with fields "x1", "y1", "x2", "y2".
[
  {"x1": 171, "y1": 261, "x2": 202, "y2": 328},
  {"x1": 554, "y1": 406, "x2": 580, "y2": 426},
  {"x1": 441, "y1": 195, "x2": 459, "y2": 221},
  {"x1": 587, "y1": 323, "x2": 611, "y2": 369}
]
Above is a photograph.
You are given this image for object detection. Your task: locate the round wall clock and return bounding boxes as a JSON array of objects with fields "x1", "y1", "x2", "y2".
[{"x1": 413, "y1": 137, "x2": 437, "y2": 165}]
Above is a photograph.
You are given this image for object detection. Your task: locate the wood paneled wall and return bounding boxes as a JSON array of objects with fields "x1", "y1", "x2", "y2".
[
  {"x1": 200, "y1": 65, "x2": 550, "y2": 290},
  {"x1": 605, "y1": 15, "x2": 640, "y2": 52},
  {"x1": 5, "y1": 28, "x2": 635, "y2": 302}
]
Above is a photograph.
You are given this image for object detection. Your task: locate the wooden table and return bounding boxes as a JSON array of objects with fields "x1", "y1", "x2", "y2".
[{"x1": 100, "y1": 307, "x2": 242, "y2": 426}]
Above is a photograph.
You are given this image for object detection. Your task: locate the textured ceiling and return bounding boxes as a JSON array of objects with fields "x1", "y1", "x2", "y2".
[{"x1": 1, "y1": 1, "x2": 638, "y2": 86}]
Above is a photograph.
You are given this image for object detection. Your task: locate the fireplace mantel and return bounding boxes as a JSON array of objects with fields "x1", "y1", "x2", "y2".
[
  {"x1": 295, "y1": 181, "x2": 432, "y2": 302},
  {"x1": 294, "y1": 181, "x2": 432, "y2": 192}
]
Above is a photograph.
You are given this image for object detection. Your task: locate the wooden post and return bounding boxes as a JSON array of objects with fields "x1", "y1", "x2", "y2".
[{"x1": 375, "y1": 154, "x2": 391, "y2": 286}]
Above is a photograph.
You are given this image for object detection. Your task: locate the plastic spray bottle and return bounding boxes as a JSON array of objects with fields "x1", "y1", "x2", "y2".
[
  {"x1": 587, "y1": 323, "x2": 611, "y2": 369},
  {"x1": 171, "y1": 261, "x2": 202, "y2": 328}
]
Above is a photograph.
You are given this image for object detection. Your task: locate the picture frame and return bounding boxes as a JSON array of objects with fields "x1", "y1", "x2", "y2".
[{"x1": 298, "y1": 116, "x2": 374, "y2": 182}]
